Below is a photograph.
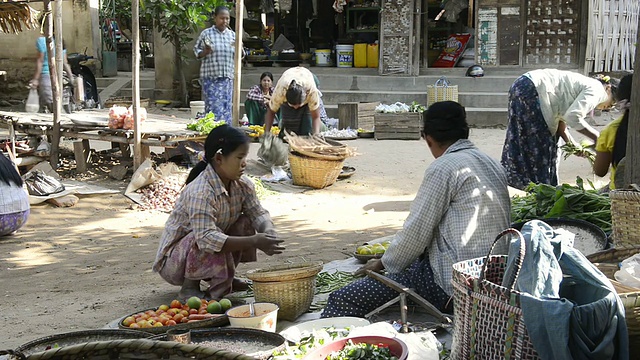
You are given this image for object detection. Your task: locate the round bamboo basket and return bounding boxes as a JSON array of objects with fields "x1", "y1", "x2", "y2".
[
  {"x1": 246, "y1": 262, "x2": 323, "y2": 321},
  {"x1": 587, "y1": 246, "x2": 640, "y2": 337},
  {"x1": 610, "y1": 190, "x2": 640, "y2": 246},
  {"x1": 288, "y1": 152, "x2": 344, "y2": 189},
  {"x1": 7, "y1": 339, "x2": 253, "y2": 360},
  {"x1": 15, "y1": 330, "x2": 152, "y2": 357}
]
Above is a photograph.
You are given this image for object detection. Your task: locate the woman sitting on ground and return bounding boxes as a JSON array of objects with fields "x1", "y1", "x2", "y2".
[
  {"x1": 153, "y1": 125, "x2": 285, "y2": 300},
  {"x1": 0, "y1": 154, "x2": 30, "y2": 237},
  {"x1": 321, "y1": 101, "x2": 511, "y2": 317},
  {"x1": 245, "y1": 72, "x2": 276, "y2": 126},
  {"x1": 593, "y1": 74, "x2": 632, "y2": 190}
]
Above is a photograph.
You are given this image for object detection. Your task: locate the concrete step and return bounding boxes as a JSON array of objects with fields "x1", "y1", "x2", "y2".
[
  {"x1": 465, "y1": 107, "x2": 508, "y2": 127},
  {"x1": 237, "y1": 103, "x2": 339, "y2": 119},
  {"x1": 238, "y1": 89, "x2": 508, "y2": 109},
  {"x1": 113, "y1": 88, "x2": 156, "y2": 100},
  {"x1": 233, "y1": 102, "x2": 504, "y2": 127},
  {"x1": 240, "y1": 74, "x2": 516, "y2": 92}
]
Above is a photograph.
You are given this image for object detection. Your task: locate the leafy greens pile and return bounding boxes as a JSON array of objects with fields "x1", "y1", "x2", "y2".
[
  {"x1": 186, "y1": 112, "x2": 226, "y2": 134},
  {"x1": 511, "y1": 177, "x2": 612, "y2": 233}
]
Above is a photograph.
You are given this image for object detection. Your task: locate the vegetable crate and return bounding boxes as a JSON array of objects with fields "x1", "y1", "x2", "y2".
[
  {"x1": 338, "y1": 102, "x2": 378, "y2": 131},
  {"x1": 374, "y1": 113, "x2": 422, "y2": 140}
]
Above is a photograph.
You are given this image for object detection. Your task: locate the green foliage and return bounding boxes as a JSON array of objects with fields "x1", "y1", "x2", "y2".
[
  {"x1": 186, "y1": 112, "x2": 226, "y2": 134},
  {"x1": 511, "y1": 177, "x2": 612, "y2": 232},
  {"x1": 142, "y1": 0, "x2": 230, "y2": 60}
]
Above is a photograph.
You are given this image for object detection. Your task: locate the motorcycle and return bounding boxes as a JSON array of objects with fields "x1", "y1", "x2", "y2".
[{"x1": 64, "y1": 52, "x2": 100, "y2": 113}]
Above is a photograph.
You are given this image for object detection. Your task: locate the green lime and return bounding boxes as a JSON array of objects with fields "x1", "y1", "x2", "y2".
[
  {"x1": 357, "y1": 246, "x2": 373, "y2": 255},
  {"x1": 186, "y1": 296, "x2": 202, "y2": 310},
  {"x1": 207, "y1": 301, "x2": 223, "y2": 314},
  {"x1": 219, "y1": 298, "x2": 232, "y2": 311}
]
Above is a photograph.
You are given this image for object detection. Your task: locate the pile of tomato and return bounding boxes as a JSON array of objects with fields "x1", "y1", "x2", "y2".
[{"x1": 122, "y1": 299, "x2": 223, "y2": 329}]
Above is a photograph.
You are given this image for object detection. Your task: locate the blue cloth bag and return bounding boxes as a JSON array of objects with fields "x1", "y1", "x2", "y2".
[{"x1": 502, "y1": 220, "x2": 629, "y2": 360}]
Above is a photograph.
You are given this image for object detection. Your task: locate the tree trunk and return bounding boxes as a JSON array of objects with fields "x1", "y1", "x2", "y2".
[
  {"x1": 44, "y1": 0, "x2": 61, "y2": 169},
  {"x1": 174, "y1": 35, "x2": 188, "y2": 106},
  {"x1": 624, "y1": 19, "x2": 640, "y2": 187}
]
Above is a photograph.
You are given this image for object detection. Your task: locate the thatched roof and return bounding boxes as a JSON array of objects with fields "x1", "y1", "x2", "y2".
[{"x1": 0, "y1": 0, "x2": 39, "y2": 34}]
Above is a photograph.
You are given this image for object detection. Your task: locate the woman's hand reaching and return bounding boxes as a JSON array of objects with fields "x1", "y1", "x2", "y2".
[
  {"x1": 254, "y1": 232, "x2": 284, "y2": 256},
  {"x1": 354, "y1": 258, "x2": 384, "y2": 277}
]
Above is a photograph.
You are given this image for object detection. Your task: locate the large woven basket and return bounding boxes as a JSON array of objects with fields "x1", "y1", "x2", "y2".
[
  {"x1": 610, "y1": 190, "x2": 640, "y2": 246},
  {"x1": 289, "y1": 152, "x2": 344, "y2": 189},
  {"x1": 587, "y1": 246, "x2": 640, "y2": 337},
  {"x1": 451, "y1": 229, "x2": 540, "y2": 360},
  {"x1": 14, "y1": 330, "x2": 152, "y2": 357},
  {"x1": 2, "y1": 339, "x2": 253, "y2": 360},
  {"x1": 246, "y1": 262, "x2": 323, "y2": 321}
]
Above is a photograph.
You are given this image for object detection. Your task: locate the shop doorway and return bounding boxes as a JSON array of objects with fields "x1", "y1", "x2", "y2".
[{"x1": 422, "y1": 0, "x2": 476, "y2": 69}]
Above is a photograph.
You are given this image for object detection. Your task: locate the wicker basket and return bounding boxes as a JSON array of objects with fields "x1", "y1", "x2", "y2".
[
  {"x1": 587, "y1": 246, "x2": 640, "y2": 337},
  {"x1": 289, "y1": 152, "x2": 344, "y2": 189},
  {"x1": 15, "y1": 330, "x2": 152, "y2": 357},
  {"x1": 610, "y1": 190, "x2": 640, "y2": 246},
  {"x1": 4, "y1": 339, "x2": 253, "y2": 360},
  {"x1": 426, "y1": 76, "x2": 458, "y2": 107},
  {"x1": 246, "y1": 262, "x2": 323, "y2": 321}
]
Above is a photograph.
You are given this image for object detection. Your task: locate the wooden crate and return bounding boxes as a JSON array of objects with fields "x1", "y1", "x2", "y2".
[
  {"x1": 374, "y1": 113, "x2": 422, "y2": 140},
  {"x1": 338, "y1": 102, "x2": 378, "y2": 130}
]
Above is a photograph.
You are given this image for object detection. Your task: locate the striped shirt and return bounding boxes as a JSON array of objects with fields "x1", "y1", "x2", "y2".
[
  {"x1": 193, "y1": 26, "x2": 236, "y2": 80},
  {"x1": 0, "y1": 181, "x2": 29, "y2": 215},
  {"x1": 246, "y1": 84, "x2": 274, "y2": 106},
  {"x1": 153, "y1": 164, "x2": 272, "y2": 271},
  {"x1": 381, "y1": 139, "x2": 511, "y2": 295}
]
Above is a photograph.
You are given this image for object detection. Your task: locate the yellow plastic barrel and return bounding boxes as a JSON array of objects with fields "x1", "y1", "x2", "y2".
[
  {"x1": 367, "y1": 44, "x2": 379, "y2": 68},
  {"x1": 354, "y1": 44, "x2": 367, "y2": 68}
]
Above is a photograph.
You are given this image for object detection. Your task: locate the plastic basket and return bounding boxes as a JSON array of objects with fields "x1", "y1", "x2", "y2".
[{"x1": 427, "y1": 76, "x2": 458, "y2": 106}]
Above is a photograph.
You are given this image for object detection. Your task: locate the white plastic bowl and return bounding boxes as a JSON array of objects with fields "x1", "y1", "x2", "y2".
[
  {"x1": 226, "y1": 303, "x2": 279, "y2": 332},
  {"x1": 190, "y1": 101, "x2": 205, "y2": 118}
]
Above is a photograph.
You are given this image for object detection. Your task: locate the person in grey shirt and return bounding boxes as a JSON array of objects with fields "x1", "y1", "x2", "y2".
[{"x1": 322, "y1": 101, "x2": 511, "y2": 317}]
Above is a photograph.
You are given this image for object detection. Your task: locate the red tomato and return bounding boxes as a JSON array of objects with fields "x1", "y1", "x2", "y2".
[
  {"x1": 181, "y1": 317, "x2": 189, "y2": 323},
  {"x1": 129, "y1": 323, "x2": 141, "y2": 328},
  {"x1": 199, "y1": 309, "x2": 208, "y2": 314},
  {"x1": 189, "y1": 308, "x2": 198, "y2": 315},
  {"x1": 179, "y1": 310, "x2": 189, "y2": 317},
  {"x1": 156, "y1": 309, "x2": 165, "y2": 315},
  {"x1": 170, "y1": 300, "x2": 182, "y2": 309},
  {"x1": 173, "y1": 314, "x2": 184, "y2": 323},
  {"x1": 122, "y1": 316, "x2": 136, "y2": 327},
  {"x1": 166, "y1": 320, "x2": 177, "y2": 326}
]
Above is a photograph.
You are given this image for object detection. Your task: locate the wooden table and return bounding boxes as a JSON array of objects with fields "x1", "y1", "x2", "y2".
[{"x1": 0, "y1": 110, "x2": 206, "y2": 172}]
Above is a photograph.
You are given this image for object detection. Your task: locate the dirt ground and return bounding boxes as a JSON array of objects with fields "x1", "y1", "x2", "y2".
[{"x1": 0, "y1": 110, "x2": 616, "y2": 349}]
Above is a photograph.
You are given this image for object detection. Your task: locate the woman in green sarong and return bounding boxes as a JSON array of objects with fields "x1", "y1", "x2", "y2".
[{"x1": 245, "y1": 72, "x2": 277, "y2": 126}]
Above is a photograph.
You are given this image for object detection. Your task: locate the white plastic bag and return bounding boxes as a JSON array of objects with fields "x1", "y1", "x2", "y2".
[
  {"x1": 25, "y1": 88, "x2": 39, "y2": 113},
  {"x1": 614, "y1": 253, "x2": 640, "y2": 288},
  {"x1": 124, "y1": 159, "x2": 161, "y2": 194}
]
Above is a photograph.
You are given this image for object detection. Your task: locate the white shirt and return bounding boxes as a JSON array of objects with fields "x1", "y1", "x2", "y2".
[
  {"x1": 525, "y1": 69, "x2": 609, "y2": 134},
  {"x1": 0, "y1": 181, "x2": 30, "y2": 215}
]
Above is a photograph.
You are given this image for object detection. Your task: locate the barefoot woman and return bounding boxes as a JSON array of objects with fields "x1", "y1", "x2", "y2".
[{"x1": 153, "y1": 125, "x2": 284, "y2": 300}]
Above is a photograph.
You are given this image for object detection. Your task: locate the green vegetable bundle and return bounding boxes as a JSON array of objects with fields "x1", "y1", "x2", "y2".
[
  {"x1": 511, "y1": 177, "x2": 612, "y2": 233},
  {"x1": 186, "y1": 112, "x2": 226, "y2": 134},
  {"x1": 327, "y1": 340, "x2": 398, "y2": 360}
]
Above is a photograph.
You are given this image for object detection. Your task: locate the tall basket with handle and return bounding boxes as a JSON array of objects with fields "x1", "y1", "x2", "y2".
[{"x1": 427, "y1": 76, "x2": 458, "y2": 107}]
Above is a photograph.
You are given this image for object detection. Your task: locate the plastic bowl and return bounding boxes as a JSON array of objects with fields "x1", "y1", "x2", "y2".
[
  {"x1": 302, "y1": 335, "x2": 408, "y2": 360},
  {"x1": 226, "y1": 303, "x2": 279, "y2": 333}
]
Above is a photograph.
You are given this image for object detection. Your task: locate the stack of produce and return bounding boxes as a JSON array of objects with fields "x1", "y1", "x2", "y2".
[
  {"x1": 511, "y1": 178, "x2": 612, "y2": 233},
  {"x1": 320, "y1": 128, "x2": 358, "y2": 139},
  {"x1": 247, "y1": 125, "x2": 280, "y2": 139},
  {"x1": 121, "y1": 296, "x2": 232, "y2": 329},
  {"x1": 186, "y1": 112, "x2": 226, "y2": 134},
  {"x1": 108, "y1": 105, "x2": 148, "y2": 130},
  {"x1": 136, "y1": 172, "x2": 187, "y2": 212}
]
